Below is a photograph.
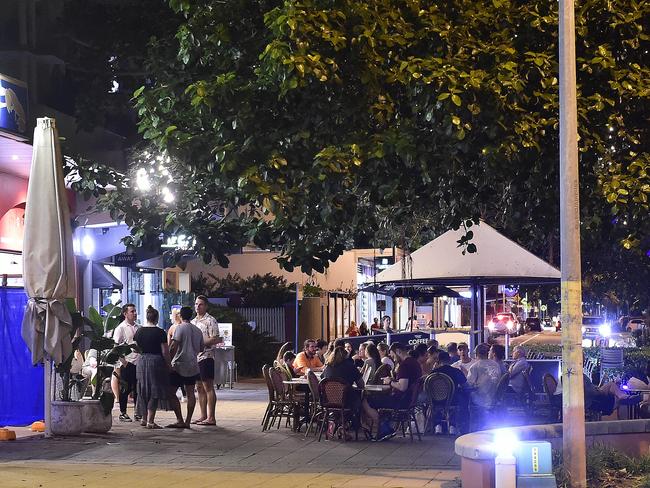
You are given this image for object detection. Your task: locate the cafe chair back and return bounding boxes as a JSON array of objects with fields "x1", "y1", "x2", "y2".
[
  {"x1": 424, "y1": 372, "x2": 455, "y2": 433},
  {"x1": 318, "y1": 378, "x2": 356, "y2": 442},
  {"x1": 305, "y1": 370, "x2": 323, "y2": 438},
  {"x1": 378, "y1": 377, "x2": 423, "y2": 442}
]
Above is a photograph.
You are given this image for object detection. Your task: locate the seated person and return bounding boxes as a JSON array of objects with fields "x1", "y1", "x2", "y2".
[
  {"x1": 362, "y1": 342, "x2": 381, "y2": 380},
  {"x1": 378, "y1": 342, "x2": 394, "y2": 369},
  {"x1": 433, "y1": 351, "x2": 467, "y2": 392},
  {"x1": 553, "y1": 373, "x2": 640, "y2": 416},
  {"x1": 280, "y1": 351, "x2": 299, "y2": 379},
  {"x1": 362, "y1": 342, "x2": 422, "y2": 440},
  {"x1": 447, "y1": 342, "x2": 460, "y2": 364},
  {"x1": 489, "y1": 344, "x2": 507, "y2": 376},
  {"x1": 409, "y1": 343, "x2": 428, "y2": 372},
  {"x1": 508, "y1": 346, "x2": 530, "y2": 394},
  {"x1": 294, "y1": 339, "x2": 324, "y2": 375},
  {"x1": 322, "y1": 346, "x2": 365, "y2": 427},
  {"x1": 431, "y1": 351, "x2": 468, "y2": 434},
  {"x1": 452, "y1": 342, "x2": 475, "y2": 377},
  {"x1": 424, "y1": 346, "x2": 440, "y2": 374},
  {"x1": 466, "y1": 343, "x2": 501, "y2": 407},
  {"x1": 351, "y1": 342, "x2": 367, "y2": 369}
]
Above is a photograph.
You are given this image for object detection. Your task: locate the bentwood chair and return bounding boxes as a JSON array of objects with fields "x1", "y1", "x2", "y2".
[
  {"x1": 267, "y1": 367, "x2": 298, "y2": 430},
  {"x1": 318, "y1": 379, "x2": 357, "y2": 442},
  {"x1": 378, "y1": 378, "x2": 423, "y2": 441},
  {"x1": 305, "y1": 370, "x2": 323, "y2": 438},
  {"x1": 423, "y1": 373, "x2": 455, "y2": 434}
]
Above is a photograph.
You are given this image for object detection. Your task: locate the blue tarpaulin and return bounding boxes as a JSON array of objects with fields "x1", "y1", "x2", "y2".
[{"x1": 0, "y1": 287, "x2": 44, "y2": 426}]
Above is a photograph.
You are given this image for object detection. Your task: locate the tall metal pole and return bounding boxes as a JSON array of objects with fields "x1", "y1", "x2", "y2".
[{"x1": 559, "y1": 0, "x2": 586, "y2": 485}]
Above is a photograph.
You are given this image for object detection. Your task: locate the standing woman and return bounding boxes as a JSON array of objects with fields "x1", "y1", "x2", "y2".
[{"x1": 134, "y1": 305, "x2": 171, "y2": 429}]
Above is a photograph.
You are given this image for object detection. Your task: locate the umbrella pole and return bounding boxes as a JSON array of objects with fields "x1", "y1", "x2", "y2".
[{"x1": 44, "y1": 355, "x2": 52, "y2": 437}]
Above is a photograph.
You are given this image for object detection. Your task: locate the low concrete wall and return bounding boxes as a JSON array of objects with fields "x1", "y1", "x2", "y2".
[{"x1": 455, "y1": 420, "x2": 650, "y2": 488}]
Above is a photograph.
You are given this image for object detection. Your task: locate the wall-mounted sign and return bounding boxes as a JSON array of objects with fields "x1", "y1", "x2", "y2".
[
  {"x1": 376, "y1": 299, "x2": 386, "y2": 312},
  {"x1": 0, "y1": 74, "x2": 29, "y2": 138},
  {"x1": 113, "y1": 252, "x2": 136, "y2": 267}
]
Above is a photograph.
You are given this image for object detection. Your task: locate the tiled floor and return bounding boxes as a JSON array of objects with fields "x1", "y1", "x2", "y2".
[{"x1": 0, "y1": 381, "x2": 461, "y2": 487}]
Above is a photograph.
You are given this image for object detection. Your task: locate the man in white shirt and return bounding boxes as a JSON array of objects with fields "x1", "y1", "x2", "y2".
[
  {"x1": 452, "y1": 342, "x2": 476, "y2": 377},
  {"x1": 110, "y1": 303, "x2": 140, "y2": 422},
  {"x1": 191, "y1": 295, "x2": 221, "y2": 426}
]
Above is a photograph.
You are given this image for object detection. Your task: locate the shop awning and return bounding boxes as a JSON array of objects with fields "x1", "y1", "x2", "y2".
[{"x1": 92, "y1": 262, "x2": 122, "y2": 290}]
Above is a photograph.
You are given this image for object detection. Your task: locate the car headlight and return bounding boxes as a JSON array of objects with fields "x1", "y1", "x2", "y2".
[
  {"x1": 507, "y1": 320, "x2": 515, "y2": 330},
  {"x1": 599, "y1": 324, "x2": 611, "y2": 337},
  {"x1": 488, "y1": 321, "x2": 496, "y2": 330}
]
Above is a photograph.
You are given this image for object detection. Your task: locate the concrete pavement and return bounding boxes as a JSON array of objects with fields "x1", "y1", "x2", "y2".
[{"x1": 0, "y1": 380, "x2": 461, "y2": 488}]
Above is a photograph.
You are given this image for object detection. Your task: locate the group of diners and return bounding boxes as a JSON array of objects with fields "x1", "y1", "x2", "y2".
[{"x1": 273, "y1": 337, "x2": 531, "y2": 439}]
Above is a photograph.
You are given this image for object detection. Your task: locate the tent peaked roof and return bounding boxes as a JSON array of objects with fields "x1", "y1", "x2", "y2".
[{"x1": 375, "y1": 222, "x2": 560, "y2": 285}]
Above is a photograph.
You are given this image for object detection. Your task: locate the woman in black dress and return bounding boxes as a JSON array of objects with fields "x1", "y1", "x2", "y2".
[{"x1": 134, "y1": 306, "x2": 171, "y2": 428}]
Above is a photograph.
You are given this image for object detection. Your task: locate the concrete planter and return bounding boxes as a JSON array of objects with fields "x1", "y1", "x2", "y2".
[
  {"x1": 50, "y1": 401, "x2": 84, "y2": 436},
  {"x1": 80, "y1": 399, "x2": 113, "y2": 433}
]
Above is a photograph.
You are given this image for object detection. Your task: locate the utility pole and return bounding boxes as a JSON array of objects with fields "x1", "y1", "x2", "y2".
[{"x1": 559, "y1": 0, "x2": 586, "y2": 485}]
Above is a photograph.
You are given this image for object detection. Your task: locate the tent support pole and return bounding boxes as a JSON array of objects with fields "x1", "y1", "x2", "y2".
[{"x1": 45, "y1": 356, "x2": 52, "y2": 437}]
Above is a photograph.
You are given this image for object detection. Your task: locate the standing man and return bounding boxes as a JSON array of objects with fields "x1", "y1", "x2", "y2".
[
  {"x1": 168, "y1": 306, "x2": 204, "y2": 428},
  {"x1": 192, "y1": 295, "x2": 221, "y2": 426},
  {"x1": 294, "y1": 339, "x2": 324, "y2": 375},
  {"x1": 111, "y1": 303, "x2": 140, "y2": 422}
]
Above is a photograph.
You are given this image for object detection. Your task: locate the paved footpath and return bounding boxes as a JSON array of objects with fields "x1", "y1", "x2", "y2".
[{"x1": 0, "y1": 380, "x2": 461, "y2": 488}]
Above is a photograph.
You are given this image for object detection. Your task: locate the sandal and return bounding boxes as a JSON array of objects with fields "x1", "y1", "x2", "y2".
[
  {"x1": 146, "y1": 423, "x2": 163, "y2": 429},
  {"x1": 190, "y1": 418, "x2": 207, "y2": 425},
  {"x1": 196, "y1": 419, "x2": 216, "y2": 426},
  {"x1": 165, "y1": 421, "x2": 186, "y2": 429}
]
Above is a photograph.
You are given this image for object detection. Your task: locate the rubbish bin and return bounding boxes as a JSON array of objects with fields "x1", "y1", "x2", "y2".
[{"x1": 213, "y1": 347, "x2": 236, "y2": 388}]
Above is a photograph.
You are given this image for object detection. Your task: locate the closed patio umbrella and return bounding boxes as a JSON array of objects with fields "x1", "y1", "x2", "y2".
[{"x1": 21, "y1": 117, "x2": 76, "y2": 436}]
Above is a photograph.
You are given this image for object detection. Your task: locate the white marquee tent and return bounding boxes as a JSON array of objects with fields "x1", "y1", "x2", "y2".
[
  {"x1": 375, "y1": 221, "x2": 560, "y2": 285},
  {"x1": 372, "y1": 221, "x2": 560, "y2": 347}
]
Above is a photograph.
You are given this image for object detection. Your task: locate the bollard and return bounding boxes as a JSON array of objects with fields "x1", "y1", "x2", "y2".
[{"x1": 495, "y1": 452, "x2": 517, "y2": 488}]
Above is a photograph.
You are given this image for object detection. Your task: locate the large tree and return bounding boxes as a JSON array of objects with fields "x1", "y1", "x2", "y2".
[{"x1": 69, "y1": 0, "x2": 649, "y2": 294}]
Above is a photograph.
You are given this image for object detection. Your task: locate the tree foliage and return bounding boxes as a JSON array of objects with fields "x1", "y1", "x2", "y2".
[{"x1": 69, "y1": 0, "x2": 649, "y2": 303}]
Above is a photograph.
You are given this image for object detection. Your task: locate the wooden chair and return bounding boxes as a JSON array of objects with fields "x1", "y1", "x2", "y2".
[
  {"x1": 267, "y1": 367, "x2": 298, "y2": 430},
  {"x1": 423, "y1": 373, "x2": 455, "y2": 433},
  {"x1": 318, "y1": 378, "x2": 357, "y2": 442},
  {"x1": 304, "y1": 370, "x2": 323, "y2": 437},
  {"x1": 261, "y1": 364, "x2": 274, "y2": 430}
]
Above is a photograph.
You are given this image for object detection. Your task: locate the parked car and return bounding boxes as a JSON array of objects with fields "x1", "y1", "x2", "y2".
[
  {"x1": 626, "y1": 318, "x2": 646, "y2": 332},
  {"x1": 487, "y1": 312, "x2": 522, "y2": 337},
  {"x1": 525, "y1": 317, "x2": 542, "y2": 332}
]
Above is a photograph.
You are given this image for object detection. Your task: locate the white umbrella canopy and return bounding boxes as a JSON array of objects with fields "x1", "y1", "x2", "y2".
[{"x1": 21, "y1": 117, "x2": 76, "y2": 367}]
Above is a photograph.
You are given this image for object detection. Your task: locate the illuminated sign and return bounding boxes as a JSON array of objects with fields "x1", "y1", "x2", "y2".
[{"x1": 0, "y1": 74, "x2": 29, "y2": 138}]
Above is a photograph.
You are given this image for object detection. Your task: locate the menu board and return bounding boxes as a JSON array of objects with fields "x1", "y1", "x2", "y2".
[{"x1": 219, "y1": 323, "x2": 233, "y2": 347}]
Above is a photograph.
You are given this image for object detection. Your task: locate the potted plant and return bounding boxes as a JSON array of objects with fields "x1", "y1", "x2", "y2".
[
  {"x1": 50, "y1": 300, "x2": 86, "y2": 435},
  {"x1": 79, "y1": 301, "x2": 133, "y2": 433}
]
